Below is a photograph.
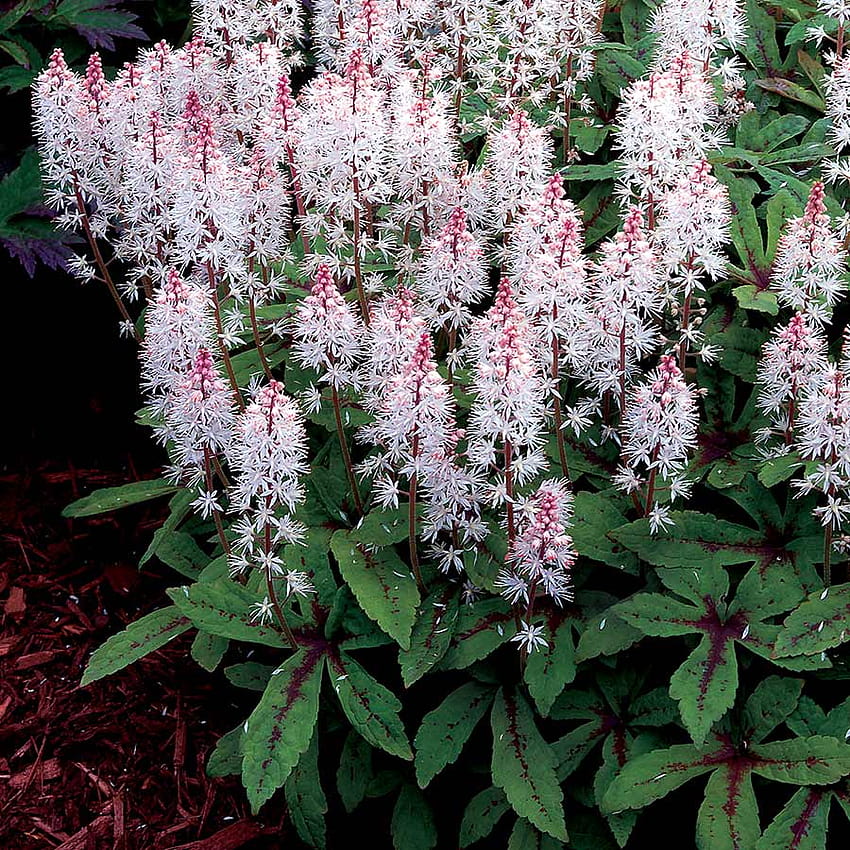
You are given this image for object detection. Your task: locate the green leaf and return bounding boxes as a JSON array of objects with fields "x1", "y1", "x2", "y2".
[
  {"x1": 743, "y1": 0, "x2": 782, "y2": 73},
  {"x1": 656, "y1": 562, "x2": 729, "y2": 606},
  {"x1": 438, "y1": 598, "x2": 516, "y2": 669},
  {"x1": 602, "y1": 743, "x2": 717, "y2": 812},
  {"x1": 786, "y1": 696, "x2": 828, "y2": 738},
  {"x1": 615, "y1": 593, "x2": 702, "y2": 637},
  {"x1": 508, "y1": 818, "x2": 565, "y2": 850},
  {"x1": 579, "y1": 181, "x2": 621, "y2": 245},
  {"x1": 414, "y1": 682, "x2": 495, "y2": 788},
  {"x1": 337, "y1": 732, "x2": 373, "y2": 813},
  {"x1": 283, "y1": 528, "x2": 336, "y2": 613},
  {"x1": 774, "y1": 584, "x2": 850, "y2": 657},
  {"x1": 750, "y1": 114, "x2": 810, "y2": 152},
  {"x1": 561, "y1": 163, "x2": 618, "y2": 181},
  {"x1": 595, "y1": 44, "x2": 646, "y2": 95},
  {"x1": 733, "y1": 284, "x2": 779, "y2": 316},
  {"x1": 756, "y1": 787, "x2": 829, "y2": 850},
  {"x1": 743, "y1": 676, "x2": 803, "y2": 744},
  {"x1": 63, "y1": 479, "x2": 178, "y2": 518},
  {"x1": 81, "y1": 605, "x2": 191, "y2": 685},
  {"x1": 224, "y1": 662, "x2": 275, "y2": 691},
  {"x1": 327, "y1": 651, "x2": 413, "y2": 760},
  {"x1": 594, "y1": 735, "x2": 640, "y2": 846},
  {"x1": 491, "y1": 688, "x2": 567, "y2": 842},
  {"x1": 392, "y1": 785, "x2": 437, "y2": 850},
  {"x1": 669, "y1": 633, "x2": 739, "y2": 745},
  {"x1": 242, "y1": 647, "x2": 324, "y2": 813},
  {"x1": 696, "y1": 763, "x2": 759, "y2": 850},
  {"x1": 612, "y1": 512, "x2": 763, "y2": 569},
  {"x1": 523, "y1": 617, "x2": 576, "y2": 715},
  {"x1": 758, "y1": 453, "x2": 803, "y2": 488},
  {"x1": 140, "y1": 489, "x2": 194, "y2": 566},
  {"x1": 0, "y1": 38, "x2": 29, "y2": 65},
  {"x1": 151, "y1": 531, "x2": 210, "y2": 580},
  {"x1": 167, "y1": 582, "x2": 290, "y2": 648},
  {"x1": 755, "y1": 78, "x2": 825, "y2": 111},
  {"x1": 330, "y1": 530, "x2": 419, "y2": 649},
  {"x1": 730, "y1": 563, "x2": 807, "y2": 622},
  {"x1": 207, "y1": 724, "x2": 244, "y2": 778},
  {"x1": 190, "y1": 630, "x2": 228, "y2": 671},
  {"x1": 399, "y1": 588, "x2": 459, "y2": 687},
  {"x1": 285, "y1": 731, "x2": 328, "y2": 849},
  {"x1": 575, "y1": 609, "x2": 643, "y2": 663},
  {"x1": 571, "y1": 492, "x2": 638, "y2": 571},
  {"x1": 552, "y1": 720, "x2": 608, "y2": 782},
  {"x1": 459, "y1": 786, "x2": 510, "y2": 848},
  {"x1": 713, "y1": 165, "x2": 766, "y2": 278},
  {"x1": 0, "y1": 147, "x2": 44, "y2": 224},
  {"x1": 751, "y1": 737, "x2": 850, "y2": 784},
  {"x1": 820, "y1": 697, "x2": 850, "y2": 739}
]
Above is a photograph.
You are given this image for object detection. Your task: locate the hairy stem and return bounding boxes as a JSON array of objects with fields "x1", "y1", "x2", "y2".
[
  {"x1": 72, "y1": 179, "x2": 140, "y2": 341},
  {"x1": 249, "y1": 296, "x2": 273, "y2": 380},
  {"x1": 203, "y1": 447, "x2": 230, "y2": 555},
  {"x1": 331, "y1": 383, "x2": 364, "y2": 517},
  {"x1": 206, "y1": 262, "x2": 245, "y2": 411}
]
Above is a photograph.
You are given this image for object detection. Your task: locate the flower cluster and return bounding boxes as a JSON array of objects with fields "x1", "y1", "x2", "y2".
[
  {"x1": 771, "y1": 181, "x2": 847, "y2": 322},
  {"x1": 33, "y1": 0, "x2": 767, "y2": 652},
  {"x1": 616, "y1": 355, "x2": 700, "y2": 532},
  {"x1": 227, "y1": 379, "x2": 312, "y2": 601},
  {"x1": 497, "y1": 479, "x2": 575, "y2": 604}
]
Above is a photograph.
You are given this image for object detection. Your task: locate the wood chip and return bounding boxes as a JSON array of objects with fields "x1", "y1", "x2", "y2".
[{"x1": 4, "y1": 586, "x2": 26, "y2": 617}]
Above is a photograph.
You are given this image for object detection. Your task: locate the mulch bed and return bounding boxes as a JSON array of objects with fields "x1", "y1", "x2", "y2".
[{"x1": 0, "y1": 462, "x2": 290, "y2": 850}]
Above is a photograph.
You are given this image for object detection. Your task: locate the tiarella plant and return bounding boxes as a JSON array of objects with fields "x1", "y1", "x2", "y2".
[{"x1": 38, "y1": 0, "x2": 850, "y2": 847}]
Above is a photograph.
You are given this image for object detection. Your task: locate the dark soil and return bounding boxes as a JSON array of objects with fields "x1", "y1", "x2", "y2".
[{"x1": 0, "y1": 249, "x2": 290, "y2": 849}]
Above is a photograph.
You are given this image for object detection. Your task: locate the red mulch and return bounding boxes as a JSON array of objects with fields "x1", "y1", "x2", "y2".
[{"x1": 0, "y1": 463, "x2": 291, "y2": 850}]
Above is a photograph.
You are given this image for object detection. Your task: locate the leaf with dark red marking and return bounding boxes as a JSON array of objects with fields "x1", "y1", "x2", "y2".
[
  {"x1": 755, "y1": 78, "x2": 825, "y2": 111},
  {"x1": 328, "y1": 651, "x2": 413, "y2": 760},
  {"x1": 750, "y1": 736, "x2": 850, "y2": 785},
  {"x1": 756, "y1": 787, "x2": 829, "y2": 850},
  {"x1": 773, "y1": 584, "x2": 850, "y2": 658},
  {"x1": 491, "y1": 688, "x2": 567, "y2": 842},
  {"x1": 524, "y1": 616, "x2": 577, "y2": 716},
  {"x1": 575, "y1": 608, "x2": 643, "y2": 663},
  {"x1": 730, "y1": 564, "x2": 808, "y2": 622},
  {"x1": 655, "y1": 560, "x2": 730, "y2": 605},
  {"x1": 399, "y1": 587, "x2": 459, "y2": 687},
  {"x1": 601, "y1": 743, "x2": 719, "y2": 812},
  {"x1": 81, "y1": 605, "x2": 192, "y2": 685},
  {"x1": 670, "y1": 631, "x2": 740, "y2": 745},
  {"x1": 696, "y1": 762, "x2": 759, "y2": 850},
  {"x1": 614, "y1": 593, "x2": 702, "y2": 637},
  {"x1": 611, "y1": 512, "x2": 765, "y2": 569},
  {"x1": 553, "y1": 719, "x2": 611, "y2": 783},
  {"x1": 437, "y1": 598, "x2": 516, "y2": 670},
  {"x1": 459, "y1": 786, "x2": 510, "y2": 848},
  {"x1": 571, "y1": 491, "x2": 638, "y2": 572},
  {"x1": 507, "y1": 817, "x2": 565, "y2": 850},
  {"x1": 242, "y1": 647, "x2": 324, "y2": 813},
  {"x1": 190, "y1": 630, "x2": 228, "y2": 672},
  {"x1": 415, "y1": 681, "x2": 495, "y2": 787},
  {"x1": 743, "y1": 676, "x2": 803, "y2": 744},
  {"x1": 207, "y1": 723, "x2": 243, "y2": 778},
  {"x1": 285, "y1": 730, "x2": 328, "y2": 849},
  {"x1": 594, "y1": 732, "x2": 642, "y2": 847},
  {"x1": 330, "y1": 530, "x2": 419, "y2": 649},
  {"x1": 167, "y1": 582, "x2": 292, "y2": 648}
]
